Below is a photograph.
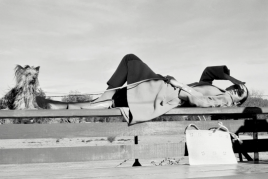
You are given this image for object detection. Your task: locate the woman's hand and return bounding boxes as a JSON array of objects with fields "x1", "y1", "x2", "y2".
[
  {"x1": 223, "y1": 73, "x2": 245, "y2": 85},
  {"x1": 169, "y1": 78, "x2": 184, "y2": 89},
  {"x1": 170, "y1": 79, "x2": 203, "y2": 96}
]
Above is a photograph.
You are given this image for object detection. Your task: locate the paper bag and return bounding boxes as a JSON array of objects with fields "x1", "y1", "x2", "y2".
[{"x1": 185, "y1": 123, "x2": 238, "y2": 165}]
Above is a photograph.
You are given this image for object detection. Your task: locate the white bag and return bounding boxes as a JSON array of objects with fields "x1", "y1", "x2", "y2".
[{"x1": 185, "y1": 122, "x2": 240, "y2": 165}]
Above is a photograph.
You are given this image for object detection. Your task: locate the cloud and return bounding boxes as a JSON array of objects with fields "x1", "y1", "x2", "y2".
[{"x1": 0, "y1": 0, "x2": 267, "y2": 96}]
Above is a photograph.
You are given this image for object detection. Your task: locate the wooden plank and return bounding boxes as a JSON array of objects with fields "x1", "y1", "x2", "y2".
[
  {"x1": 0, "y1": 109, "x2": 122, "y2": 118},
  {"x1": 0, "y1": 157, "x2": 186, "y2": 169},
  {"x1": 0, "y1": 142, "x2": 185, "y2": 164},
  {"x1": 134, "y1": 140, "x2": 268, "y2": 160},
  {"x1": 134, "y1": 143, "x2": 185, "y2": 159},
  {"x1": 0, "y1": 122, "x2": 130, "y2": 139},
  {"x1": 0, "y1": 120, "x2": 255, "y2": 139},
  {"x1": 0, "y1": 143, "x2": 185, "y2": 164},
  {"x1": 0, "y1": 137, "x2": 134, "y2": 148},
  {"x1": 0, "y1": 135, "x2": 182, "y2": 149},
  {"x1": 1, "y1": 138, "x2": 267, "y2": 164},
  {"x1": 1, "y1": 135, "x2": 266, "y2": 149},
  {"x1": 0, "y1": 144, "x2": 180, "y2": 164},
  {"x1": 1, "y1": 120, "x2": 267, "y2": 139},
  {"x1": 0, "y1": 145, "x2": 133, "y2": 164},
  {"x1": 166, "y1": 107, "x2": 268, "y2": 115},
  {"x1": 0, "y1": 160, "x2": 135, "y2": 171},
  {"x1": 0, "y1": 107, "x2": 267, "y2": 118}
]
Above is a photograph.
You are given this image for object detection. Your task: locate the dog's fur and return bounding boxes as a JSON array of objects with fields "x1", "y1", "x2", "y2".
[{"x1": 0, "y1": 65, "x2": 40, "y2": 110}]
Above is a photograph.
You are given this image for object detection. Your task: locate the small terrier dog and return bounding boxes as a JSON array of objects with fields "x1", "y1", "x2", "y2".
[{"x1": 0, "y1": 65, "x2": 40, "y2": 110}]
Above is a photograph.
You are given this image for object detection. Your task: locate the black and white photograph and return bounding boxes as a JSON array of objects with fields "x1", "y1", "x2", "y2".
[{"x1": 0, "y1": 0, "x2": 267, "y2": 178}]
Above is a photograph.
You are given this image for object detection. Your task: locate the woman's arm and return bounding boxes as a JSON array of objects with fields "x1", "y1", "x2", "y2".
[
  {"x1": 178, "y1": 90, "x2": 233, "y2": 107},
  {"x1": 169, "y1": 79, "x2": 204, "y2": 102},
  {"x1": 188, "y1": 94, "x2": 233, "y2": 107},
  {"x1": 168, "y1": 76, "x2": 233, "y2": 107},
  {"x1": 199, "y1": 66, "x2": 245, "y2": 85},
  {"x1": 223, "y1": 73, "x2": 245, "y2": 85}
]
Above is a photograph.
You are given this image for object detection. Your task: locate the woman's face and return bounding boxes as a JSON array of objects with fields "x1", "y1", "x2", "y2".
[{"x1": 226, "y1": 84, "x2": 248, "y2": 105}]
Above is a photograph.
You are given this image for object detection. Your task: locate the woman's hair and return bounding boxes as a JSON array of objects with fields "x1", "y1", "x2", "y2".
[{"x1": 226, "y1": 84, "x2": 249, "y2": 105}]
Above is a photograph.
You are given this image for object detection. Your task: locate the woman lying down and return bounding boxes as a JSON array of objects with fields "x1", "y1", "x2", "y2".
[{"x1": 42, "y1": 54, "x2": 248, "y2": 125}]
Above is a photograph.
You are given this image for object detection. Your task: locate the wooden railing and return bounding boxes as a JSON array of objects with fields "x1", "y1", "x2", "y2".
[{"x1": 0, "y1": 107, "x2": 268, "y2": 165}]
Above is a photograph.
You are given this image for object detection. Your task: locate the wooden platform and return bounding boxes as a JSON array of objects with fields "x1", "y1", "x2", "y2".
[
  {"x1": 1, "y1": 107, "x2": 268, "y2": 178},
  {"x1": 1, "y1": 160, "x2": 268, "y2": 179}
]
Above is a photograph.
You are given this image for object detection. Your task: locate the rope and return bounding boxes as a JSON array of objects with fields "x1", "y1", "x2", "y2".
[
  {"x1": 43, "y1": 78, "x2": 164, "y2": 98},
  {"x1": 184, "y1": 122, "x2": 242, "y2": 144},
  {"x1": 215, "y1": 122, "x2": 243, "y2": 144},
  {"x1": 45, "y1": 94, "x2": 268, "y2": 98},
  {"x1": 41, "y1": 79, "x2": 268, "y2": 99}
]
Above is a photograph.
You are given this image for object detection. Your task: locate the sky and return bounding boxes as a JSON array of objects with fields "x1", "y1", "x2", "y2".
[{"x1": 0, "y1": 0, "x2": 267, "y2": 100}]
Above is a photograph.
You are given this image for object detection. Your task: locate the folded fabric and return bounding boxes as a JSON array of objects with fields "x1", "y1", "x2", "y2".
[{"x1": 120, "y1": 79, "x2": 183, "y2": 125}]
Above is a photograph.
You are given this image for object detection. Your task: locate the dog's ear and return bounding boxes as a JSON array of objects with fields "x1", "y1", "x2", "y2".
[
  {"x1": 35, "y1": 66, "x2": 40, "y2": 71},
  {"x1": 15, "y1": 65, "x2": 24, "y2": 75},
  {"x1": 24, "y1": 65, "x2": 30, "y2": 69},
  {"x1": 15, "y1": 65, "x2": 23, "y2": 70},
  {"x1": 14, "y1": 65, "x2": 25, "y2": 82}
]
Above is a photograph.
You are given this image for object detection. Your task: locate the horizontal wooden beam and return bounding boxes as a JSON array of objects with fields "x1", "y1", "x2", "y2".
[
  {"x1": 0, "y1": 146, "x2": 132, "y2": 164},
  {"x1": 0, "y1": 143, "x2": 186, "y2": 164},
  {"x1": 1, "y1": 139, "x2": 267, "y2": 164},
  {"x1": 166, "y1": 107, "x2": 268, "y2": 115},
  {"x1": 2, "y1": 120, "x2": 268, "y2": 139},
  {"x1": 0, "y1": 107, "x2": 267, "y2": 118},
  {"x1": 0, "y1": 109, "x2": 122, "y2": 118}
]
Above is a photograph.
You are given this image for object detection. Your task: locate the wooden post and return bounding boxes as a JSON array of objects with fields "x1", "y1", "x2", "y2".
[
  {"x1": 132, "y1": 135, "x2": 142, "y2": 167},
  {"x1": 253, "y1": 114, "x2": 259, "y2": 163}
]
